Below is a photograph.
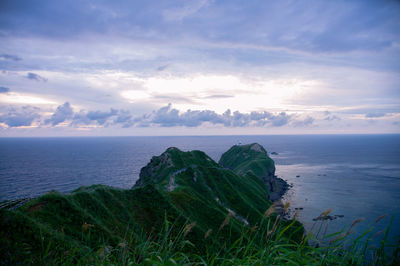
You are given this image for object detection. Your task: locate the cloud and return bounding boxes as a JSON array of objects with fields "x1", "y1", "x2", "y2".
[
  {"x1": 0, "y1": 86, "x2": 10, "y2": 93},
  {"x1": 156, "y1": 64, "x2": 170, "y2": 71},
  {"x1": 0, "y1": 103, "x2": 341, "y2": 131},
  {"x1": 27, "y1": 72, "x2": 48, "y2": 82},
  {"x1": 113, "y1": 110, "x2": 134, "y2": 128},
  {"x1": 0, "y1": 54, "x2": 22, "y2": 61},
  {"x1": 293, "y1": 116, "x2": 314, "y2": 127},
  {"x1": 324, "y1": 115, "x2": 341, "y2": 121},
  {"x1": 152, "y1": 94, "x2": 196, "y2": 104},
  {"x1": 0, "y1": 106, "x2": 40, "y2": 127},
  {"x1": 269, "y1": 112, "x2": 291, "y2": 127},
  {"x1": 365, "y1": 112, "x2": 386, "y2": 118},
  {"x1": 1, "y1": 0, "x2": 398, "y2": 57},
  {"x1": 149, "y1": 104, "x2": 188, "y2": 127},
  {"x1": 203, "y1": 94, "x2": 234, "y2": 99},
  {"x1": 73, "y1": 108, "x2": 118, "y2": 126},
  {"x1": 86, "y1": 109, "x2": 118, "y2": 125},
  {"x1": 45, "y1": 102, "x2": 73, "y2": 126},
  {"x1": 109, "y1": 104, "x2": 295, "y2": 128},
  {"x1": 323, "y1": 111, "x2": 341, "y2": 121},
  {"x1": 125, "y1": 104, "x2": 293, "y2": 128},
  {"x1": 71, "y1": 111, "x2": 91, "y2": 126}
]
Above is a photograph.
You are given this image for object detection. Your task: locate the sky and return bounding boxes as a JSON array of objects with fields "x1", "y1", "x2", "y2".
[{"x1": 0, "y1": 0, "x2": 399, "y2": 136}]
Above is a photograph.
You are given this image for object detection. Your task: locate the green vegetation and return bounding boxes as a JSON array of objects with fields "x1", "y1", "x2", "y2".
[
  {"x1": 219, "y1": 143, "x2": 275, "y2": 178},
  {"x1": 0, "y1": 144, "x2": 399, "y2": 265},
  {"x1": 219, "y1": 143, "x2": 287, "y2": 201}
]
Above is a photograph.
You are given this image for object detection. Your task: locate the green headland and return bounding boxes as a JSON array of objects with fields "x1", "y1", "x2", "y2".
[{"x1": 0, "y1": 143, "x2": 398, "y2": 265}]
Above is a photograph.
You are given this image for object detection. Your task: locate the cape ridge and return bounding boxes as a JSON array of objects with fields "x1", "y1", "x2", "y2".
[{"x1": 0, "y1": 143, "x2": 302, "y2": 264}]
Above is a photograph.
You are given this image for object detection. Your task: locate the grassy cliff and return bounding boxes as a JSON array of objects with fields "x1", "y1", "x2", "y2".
[{"x1": 219, "y1": 143, "x2": 288, "y2": 201}]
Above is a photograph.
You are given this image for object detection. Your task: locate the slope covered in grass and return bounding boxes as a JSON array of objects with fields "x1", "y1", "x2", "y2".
[
  {"x1": 1, "y1": 144, "x2": 304, "y2": 264},
  {"x1": 219, "y1": 143, "x2": 288, "y2": 200},
  {"x1": 219, "y1": 143, "x2": 275, "y2": 177}
]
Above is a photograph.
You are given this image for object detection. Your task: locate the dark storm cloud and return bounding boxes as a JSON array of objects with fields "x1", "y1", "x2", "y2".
[{"x1": 27, "y1": 72, "x2": 48, "y2": 82}]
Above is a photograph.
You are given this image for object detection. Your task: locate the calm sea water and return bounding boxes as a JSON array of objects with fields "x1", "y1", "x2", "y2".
[{"x1": 1, "y1": 135, "x2": 399, "y2": 243}]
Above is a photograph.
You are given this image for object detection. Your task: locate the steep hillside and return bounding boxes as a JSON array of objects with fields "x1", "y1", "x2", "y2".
[
  {"x1": 135, "y1": 147, "x2": 277, "y2": 230},
  {"x1": 0, "y1": 144, "x2": 302, "y2": 265},
  {"x1": 219, "y1": 143, "x2": 288, "y2": 200}
]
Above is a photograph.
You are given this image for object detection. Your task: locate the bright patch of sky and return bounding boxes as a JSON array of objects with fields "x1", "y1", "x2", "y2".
[{"x1": 0, "y1": 0, "x2": 399, "y2": 136}]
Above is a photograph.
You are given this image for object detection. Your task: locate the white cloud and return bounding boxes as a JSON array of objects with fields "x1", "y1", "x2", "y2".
[{"x1": 0, "y1": 92, "x2": 56, "y2": 105}]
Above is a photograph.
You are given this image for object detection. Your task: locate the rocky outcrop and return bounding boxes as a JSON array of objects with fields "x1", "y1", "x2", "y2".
[
  {"x1": 135, "y1": 147, "x2": 176, "y2": 187},
  {"x1": 266, "y1": 176, "x2": 289, "y2": 201}
]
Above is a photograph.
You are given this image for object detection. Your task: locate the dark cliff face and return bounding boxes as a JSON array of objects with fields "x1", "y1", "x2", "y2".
[{"x1": 219, "y1": 143, "x2": 288, "y2": 201}]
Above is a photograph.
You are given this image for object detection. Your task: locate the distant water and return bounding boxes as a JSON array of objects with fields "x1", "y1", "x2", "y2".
[{"x1": 1, "y1": 135, "x2": 399, "y2": 243}]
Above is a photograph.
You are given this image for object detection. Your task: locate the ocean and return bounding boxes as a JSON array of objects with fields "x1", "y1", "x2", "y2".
[{"x1": 1, "y1": 135, "x2": 399, "y2": 244}]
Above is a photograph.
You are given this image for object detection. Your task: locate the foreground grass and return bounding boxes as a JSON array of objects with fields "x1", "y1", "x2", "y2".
[
  {"x1": 69, "y1": 215, "x2": 399, "y2": 265},
  {"x1": 2, "y1": 203, "x2": 398, "y2": 265}
]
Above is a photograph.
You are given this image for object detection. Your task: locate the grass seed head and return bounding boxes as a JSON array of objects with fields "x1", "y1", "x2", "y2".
[
  {"x1": 349, "y1": 218, "x2": 364, "y2": 231},
  {"x1": 204, "y1": 229, "x2": 212, "y2": 239},
  {"x1": 118, "y1": 242, "x2": 127, "y2": 248},
  {"x1": 82, "y1": 222, "x2": 95, "y2": 232},
  {"x1": 283, "y1": 202, "x2": 290, "y2": 213},
  {"x1": 373, "y1": 230, "x2": 384, "y2": 239},
  {"x1": 219, "y1": 212, "x2": 233, "y2": 231},
  {"x1": 272, "y1": 214, "x2": 281, "y2": 234},
  {"x1": 264, "y1": 204, "x2": 277, "y2": 218},
  {"x1": 251, "y1": 224, "x2": 258, "y2": 233},
  {"x1": 320, "y1": 208, "x2": 332, "y2": 219},
  {"x1": 375, "y1": 214, "x2": 387, "y2": 224},
  {"x1": 184, "y1": 222, "x2": 196, "y2": 237},
  {"x1": 265, "y1": 230, "x2": 273, "y2": 245}
]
